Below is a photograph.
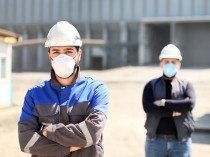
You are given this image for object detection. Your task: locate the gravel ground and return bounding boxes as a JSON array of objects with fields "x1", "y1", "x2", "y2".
[{"x1": 0, "y1": 66, "x2": 210, "y2": 157}]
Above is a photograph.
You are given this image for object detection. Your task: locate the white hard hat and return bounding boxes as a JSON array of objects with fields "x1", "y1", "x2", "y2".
[
  {"x1": 45, "y1": 21, "x2": 82, "y2": 47},
  {"x1": 159, "y1": 44, "x2": 182, "y2": 61}
]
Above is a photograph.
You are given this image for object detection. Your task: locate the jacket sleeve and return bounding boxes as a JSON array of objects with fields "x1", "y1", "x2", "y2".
[
  {"x1": 45, "y1": 84, "x2": 109, "y2": 148},
  {"x1": 18, "y1": 91, "x2": 70, "y2": 157},
  {"x1": 46, "y1": 110, "x2": 106, "y2": 147},
  {"x1": 142, "y1": 82, "x2": 173, "y2": 117},
  {"x1": 164, "y1": 81, "x2": 196, "y2": 112}
]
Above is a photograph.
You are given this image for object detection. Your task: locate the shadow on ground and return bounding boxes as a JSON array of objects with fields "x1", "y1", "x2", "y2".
[{"x1": 192, "y1": 114, "x2": 210, "y2": 144}]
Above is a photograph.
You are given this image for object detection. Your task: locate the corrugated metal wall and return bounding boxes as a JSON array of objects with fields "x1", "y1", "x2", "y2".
[
  {"x1": 1, "y1": 0, "x2": 210, "y2": 25},
  {"x1": 1, "y1": 0, "x2": 210, "y2": 71}
]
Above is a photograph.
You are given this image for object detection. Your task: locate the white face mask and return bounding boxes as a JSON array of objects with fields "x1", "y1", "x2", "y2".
[{"x1": 51, "y1": 54, "x2": 75, "y2": 78}]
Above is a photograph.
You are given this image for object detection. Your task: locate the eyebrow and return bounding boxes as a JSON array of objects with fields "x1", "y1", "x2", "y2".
[
  {"x1": 65, "y1": 48, "x2": 74, "y2": 50},
  {"x1": 51, "y1": 48, "x2": 59, "y2": 51},
  {"x1": 51, "y1": 47, "x2": 74, "y2": 51}
]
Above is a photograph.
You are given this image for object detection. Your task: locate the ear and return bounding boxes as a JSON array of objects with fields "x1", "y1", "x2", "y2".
[
  {"x1": 78, "y1": 49, "x2": 82, "y2": 61},
  {"x1": 48, "y1": 52, "x2": 53, "y2": 62},
  {"x1": 177, "y1": 62, "x2": 181, "y2": 69},
  {"x1": 159, "y1": 60, "x2": 164, "y2": 68}
]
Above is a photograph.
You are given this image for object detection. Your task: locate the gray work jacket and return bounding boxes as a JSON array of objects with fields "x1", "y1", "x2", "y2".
[{"x1": 144, "y1": 77, "x2": 195, "y2": 142}]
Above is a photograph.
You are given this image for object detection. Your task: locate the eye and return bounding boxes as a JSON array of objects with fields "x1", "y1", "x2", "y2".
[
  {"x1": 66, "y1": 50, "x2": 76, "y2": 57},
  {"x1": 172, "y1": 60, "x2": 179, "y2": 64},
  {"x1": 52, "y1": 51, "x2": 59, "y2": 54},
  {"x1": 66, "y1": 50, "x2": 74, "y2": 54},
  {"x1": 50, "y1": 49, "x2": 59, "y2": 54}
]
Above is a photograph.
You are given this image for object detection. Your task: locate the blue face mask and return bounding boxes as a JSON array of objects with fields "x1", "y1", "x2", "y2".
[{"x1": 163, "y1": 62, "x2": 178, "y2": 78}]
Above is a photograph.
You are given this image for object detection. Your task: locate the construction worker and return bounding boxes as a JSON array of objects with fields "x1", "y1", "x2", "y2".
[
  {"x1": 142, "y1": 44, "x2": 196, "y2": 157},
  {"x1": 18, "y1": 21, "x2": 109, "y2": 157}
]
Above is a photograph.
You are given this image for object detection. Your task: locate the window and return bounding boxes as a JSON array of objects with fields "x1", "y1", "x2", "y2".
[{"x1": 0, "y1": 58, "x2": 6, "y2": 79}]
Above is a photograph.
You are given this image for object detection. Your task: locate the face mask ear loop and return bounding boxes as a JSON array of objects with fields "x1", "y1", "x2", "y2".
[
  {"x1": 50, "y1": 56, "x2": 54, "y2": 62},
  {"x1": 72, "y1": 47, "x2": 81, "y2": 59},
  {"x1": 72, "y1": 52, "x2": 78, "y2": 60},
  {"x1": 72, "y1": 50, "x2": 80, "y2": 68}
]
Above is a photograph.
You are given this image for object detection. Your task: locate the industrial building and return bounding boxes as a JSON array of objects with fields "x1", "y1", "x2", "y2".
[{"x1": 0, "y1": 0, "x2": 210, "y2": 71}]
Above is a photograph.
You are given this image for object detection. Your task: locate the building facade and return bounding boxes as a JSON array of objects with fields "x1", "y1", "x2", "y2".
[{"x1": 0, "y1": 0, "x2": 210, "y2": 71}]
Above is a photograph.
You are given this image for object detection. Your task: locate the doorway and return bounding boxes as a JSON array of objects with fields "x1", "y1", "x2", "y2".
[{"x1": 144, "y1": 23, "x2": 170, "y2": 64}]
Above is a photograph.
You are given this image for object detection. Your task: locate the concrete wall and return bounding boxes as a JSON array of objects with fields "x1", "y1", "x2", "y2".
[
  {"x1": 178, "y1": 23, "x2": 210, "y2": 67},
  {"x1": 140, "y1": 19, "x2": 210, "y2": 68}
]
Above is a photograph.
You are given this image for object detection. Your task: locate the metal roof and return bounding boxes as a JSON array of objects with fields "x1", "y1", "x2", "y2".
[{"x1": 0, "y1": 28, "x2": 22, "y2": 44}]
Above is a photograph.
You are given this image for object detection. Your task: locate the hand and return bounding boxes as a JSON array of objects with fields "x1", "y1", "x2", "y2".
[
  {"x1": 69, "y1": 146, "x2": 81, "y2": 152},
  {"x1": 173, "y1": 112, "x2": 182, "y2": 117},
  {"x1": 153, "y1": 100, "x2": 162, "y2": 107},
  {"x1": 42, "y1": 126, "x2": 47, "y2": 137},
  {"x1": 153, "y1": 99, "x2": 165, "y2": 107}
]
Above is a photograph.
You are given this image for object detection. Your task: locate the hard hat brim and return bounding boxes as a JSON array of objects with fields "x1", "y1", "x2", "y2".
[
  {"x1": 45, "y1": 41, "x2": 82, "y2": 48},
  {"x1": 159, "y1": 54, "x2": 182, "y2": 61}
]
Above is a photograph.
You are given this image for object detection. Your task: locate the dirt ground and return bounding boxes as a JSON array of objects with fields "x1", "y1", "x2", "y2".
[{"x1": 0, "y1": 66, "x2": 210, "y2": 157}]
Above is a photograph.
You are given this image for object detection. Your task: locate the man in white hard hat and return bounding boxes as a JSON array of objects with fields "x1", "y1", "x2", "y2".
[
  {"x1": 142, "y1": 44, "x2": 196, "y2": 157},
  {"x1": 18, "y1": 21, "x2": 109, "y2": 157}
]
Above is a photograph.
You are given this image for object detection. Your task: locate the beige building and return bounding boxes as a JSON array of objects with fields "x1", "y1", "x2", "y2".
[{"x1": 0, "y1": 29, "x2": 21, "y2": 107}]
